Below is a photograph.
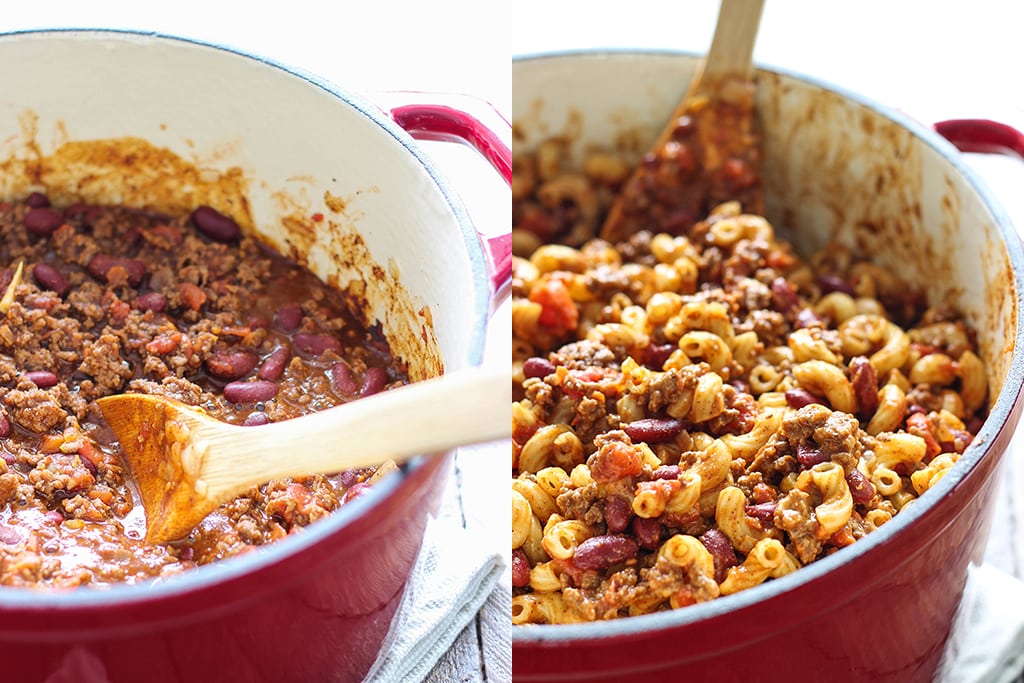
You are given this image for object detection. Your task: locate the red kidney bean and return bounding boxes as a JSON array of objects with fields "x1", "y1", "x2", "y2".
[
  {"x1": 511, "y1": 548, "x2": 531, "y2": 588},
  {"x1": 43, "y1": 510, "x2": 64, "y2": 526},
  {"x1": 205, "y1": 351, "x2": 259, "y2": 381},
  {"x1": 133, "y1": 292, "x2": 167, "y2": 312},
  {"x1": 522, "y1": 356, "x2": 556, "y2": 379},
  {"x1": 846, "y1": 468, "x2": 876, "y2": 505},
  {"x1": 64, "y1": 203, "x2": 102, "y2": 227},
  {"x1": 0, "y1": 525, "x2": 23, "y2": 544},
  {"x1": 25, "y1": 371, "x2": 58, "y2": 388},
  {"x1": 190, "y1": 205, "x2": 240, "y2": 242},
  {"x1": 796, "y1": 442, "x2": 829, "y2": 468},
  {"x1": 242, "y1": 412, "x2": 271, "y2": 427},
  {"x1": 223, "y1": 380, "x2": 278, "y2": 403},
  {"x1": 643, "y1": 343, "x2": 676, "y2": 369},
  {"x1": 32, "y1": 263, "x2": 69, "y2": 296},
  {"x1": 785, "y1": 388, "x2": 823, "y2": 409},
  {"x1": 603, "y1": 495, "x2": 633, "y2": 533},
  {"x1": 770, "y1": 276, "x2": 800, "y2": 313},
  {"x1": 25, "y1": 192, "x2": 50, "y2": 208},
  {"x1": 623, "y1": 417, "x2": 686, "y2": 444},
  {"x1": 343, "y1": 481, "x2": 370, "y2": 503},
  {"x1": 258, "y1": 345, "x2": 292, "y2": 382},
  {"x1": 329, "y1": 361, "x2": 357, "y2": 395},
  {"x1": 650, "y1": 465, "x2": 682, "y2": 481},
  {"x1": 293, "y1": 333, "x2": 343, "y2": 357},
  {"x1": 24, "y1": 207, "x2": 64, "y2": 237},
  {"x1": 87, "y1": 254, "x2": 147, "y2": 287},
  {"x1": 745, "y1": 502, "x2": 777, "y2": 525},
  {"x1": 849, "y1": 356, "x2": 879, "y2": 419},
  {"x1": 0, "y1": 411, "x2": 10, "y2": 439},
  {"x1": 360, "y1": 366, "x2": 388, "y2": 397},
  {"x1": 572, "y1": 534, "x2": 639, "y2": 571},
  {"x1": 818, "y1": 273, "x2": 856, "y2": 297},
  {"x1": 700, "y1": 528, "x2": 738, "y2": 583},
  {"x1": 631, "y1": 517, "x2": 663, "y2": 550},
  {"x1": 273, "y1": 303, "x2": 303, "y2": 332}
]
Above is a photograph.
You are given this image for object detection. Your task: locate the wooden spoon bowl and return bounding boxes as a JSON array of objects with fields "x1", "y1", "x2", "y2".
[
  {"x1": 600, "y1": 0, "x2": 766, "y2": 243},
  {"x1": 97, "y1": 367, "x2": 509, "y2": 543}
]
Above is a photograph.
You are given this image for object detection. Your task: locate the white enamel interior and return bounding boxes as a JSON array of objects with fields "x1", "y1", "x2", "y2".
[
  {"x1": 513, "y1": 51, "x2": 1019, "y2": 406},
  {"x1": 0, "y1": 30, "x2": 487, "y2": 376}
]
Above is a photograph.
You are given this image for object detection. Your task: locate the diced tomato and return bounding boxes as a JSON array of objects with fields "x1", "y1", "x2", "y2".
[
  {"x1": 529, "y1": 276, "x2": 578, "y2": 337},
  {"x1": 589, "y1": 440, "x2": 643, "y2": 484}
]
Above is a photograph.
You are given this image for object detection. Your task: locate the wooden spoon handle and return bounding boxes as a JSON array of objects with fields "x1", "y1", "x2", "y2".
[
  {"x1": 202, "y1": 367, "x2": 510, "y2": 491},
  {"x1": 697, "y1": 0, "x2": 765, "y2": 86}
]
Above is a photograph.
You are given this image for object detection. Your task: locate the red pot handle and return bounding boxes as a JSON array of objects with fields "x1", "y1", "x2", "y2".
[
  {"x1": 385, "y1": 95, "x2": 512, "y2": 305},
  {"x1": 934, "y1": 119, "x2": 1024, "y2": 161}
]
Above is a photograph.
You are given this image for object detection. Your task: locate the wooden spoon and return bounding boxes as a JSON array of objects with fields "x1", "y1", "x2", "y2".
[
  {"x1": 97, "y1": 367, "x2": 509, "y2": 544},
  {"x1": 600, "y1": 0, "x2": 766, "y2": 243}
]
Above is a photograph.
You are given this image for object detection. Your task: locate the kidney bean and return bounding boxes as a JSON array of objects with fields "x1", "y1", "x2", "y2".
[
  {"x1": 650, "y1": 465, "x2": 682, "y2": 481},
  {"x1": 242, "y1": 412, "x2": 271, "y2": 427},
  {"x1": 0, "y1": 525, "x2": 23, "y2": 545},
  {"x1": 25, "y1": 371, "x2": 58, "y2": 388},
  {"x1": 258, "y1": 345, "x2": 292, "y2": 382},
  {"x1": 631, "y1": 517, "x2": 663, "y2": 550},
  {"x1": 796, "y1": 442, "x2": 829, "y2": 468},
  {"x1": 133, "y1": 292, "x2": 167, "y2": 312},
  {"x1": 643, "y1": 342, "x2": 676, "y2": 369},
  {"x1": 223, "y1": 380, "x2": 278, "y2": 404},
  {"x1": 849, "y1": 356, "x2": 878, "y2": 419},
  {"x1": 818, "y1": 273, "x2": 856, "y2": 297},
  {"x1": 24, "y1": 207, "x2": 64, "y2": 237},
  {"x1": 572, "y1": 534, "x2": 639, "y2": 571},
  {"x1": 785, "y1": 388, "x2": 823, "y2": 409},
  {"x1": 329, "y1": 361, "x2": 358, "y2": 395},
  {"x1": 522, "y1": 356, "x2": 556, "y2": 379},
  {"x1": 745, "y1": 502, "x2": 777, "y2": 525},
  {"x1": 25, "y1": 192, "x2": 50, "y2": 208},
  {"x1": 511, "y1": 548, "x2": 531, "y2": 588},
  {"x1": 32, "y1": 263, "x2": 69, "y2": 296},
  {"x1": 623, "y1": 417, "x2": 686, "y2": 444},
  {"x1": 360, "y1": 366, "x2": 388, "y2": 397},
  {"x1": 43, "y1": 510, "x2": 64, "y2": 526},
  {"x1": 700, "y1": 528, "x2": 738, "y2": 583},
  {"x1": 87, "y1": 254, "x2": 147, "y2": 287},
  {"x1": 846, "y1": 468, "x2": 876, "y2": 505},
  {"x1": 64, "y1": 202, "x2": 102, "y2": 227},
  {"x1": 603, "y1": 495, "x2": 633, "y2": 533},
  {"x1": 293, "y1": 333, "x2": 343, "y2": 357},
  {"x1": 343, "y1": 481, "x2": 370, "y2": 503},
  {"x1": 273, "y1": 303, "x2": 303, "y2": 332},
  {"x1": 770, "y1": 276, "x2": 800, "y2": 314},
  {"x1": 206, "y1": 351, "x2": 259, "y2": 381},
  {"x1": 190, "y1": 205, "x2": 240, "y2": 243}
]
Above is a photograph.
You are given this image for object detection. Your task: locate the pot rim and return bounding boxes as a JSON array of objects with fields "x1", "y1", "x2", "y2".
[
  {"x1": 0, "y1": 27, "x2": 493, "y2": 610},
  {"x1": 512, "y1": 48, "x2": 1024, "y2": 644}
]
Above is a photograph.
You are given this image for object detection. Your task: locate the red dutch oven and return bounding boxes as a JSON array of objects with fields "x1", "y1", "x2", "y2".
[
  {"x1": 0, "y1": 30, "x2": 510, "y2": 683},
  {"x1": 512, "y1": 50, "x2": 1024, "y2": 682}
]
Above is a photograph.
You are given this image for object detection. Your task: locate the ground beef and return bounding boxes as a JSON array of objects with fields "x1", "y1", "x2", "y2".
[{"x1": 0, "y1": 196, "x2": 408, "y2": 588}]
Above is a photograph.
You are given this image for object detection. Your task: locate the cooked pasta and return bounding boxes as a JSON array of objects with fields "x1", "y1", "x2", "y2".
[{"x1": 510, "y1": 140, "x2": 988, "y2": 624}]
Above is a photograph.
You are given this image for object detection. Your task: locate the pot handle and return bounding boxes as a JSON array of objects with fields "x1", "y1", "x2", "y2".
[
  {"x1": 384, "y1": 94, "x2": 512, "y2": 305},
  {"x1": 934, "y1": 119, "x2": 1024, "y2": 161}
]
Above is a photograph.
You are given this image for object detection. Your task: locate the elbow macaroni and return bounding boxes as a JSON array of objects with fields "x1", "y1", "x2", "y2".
[{"x1": 510, "y1": 140, "x2": 990, "y2": 624}]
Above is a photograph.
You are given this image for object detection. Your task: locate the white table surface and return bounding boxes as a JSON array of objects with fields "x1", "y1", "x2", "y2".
[{"x1": 1, "y1": 3, "x2": 511, "y2": 682}]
